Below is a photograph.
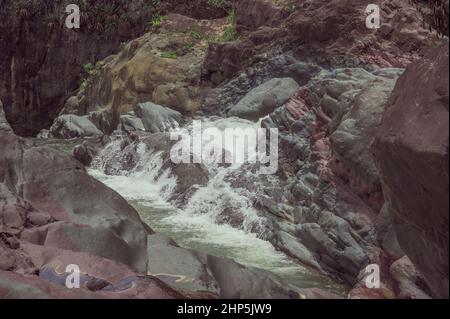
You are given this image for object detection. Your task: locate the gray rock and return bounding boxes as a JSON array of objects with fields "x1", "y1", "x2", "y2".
[
  {"x1": 146, "y1": 234, "x2": 299, "y2": 299},
  {"x1": 119, "y1": 113, "x2": 145, "y2": 132},
  {"x1": 329, "y1": 71, "x2": 402, "y2": 193},
  {"x1": 134, "y1": 102, "x2": 182, "y2": 133},
  {"x1": 274, "y1": 231, "x2": 323, "y2": 271},
  {"x1": 1, "y1": 132, "x2": 152, "y2": 273},
  {"x1": 50, "y1": 115, "x2": 103, "y2": 139},
  {"x1": 88, "y1": 110, "x2": 116, "y2": 135},
  {"x1": 228, "y1": 78, "x2": 299, "y2": 121},
  {"x1": 202, "y1": 52, "x2": 321, "y2": 115},
  {"x1": 73, "y1": 138, "x2": 108, "y2": 166},
  {"x1": 295, "y1": 218, "x2": 369, "y2": 284}
]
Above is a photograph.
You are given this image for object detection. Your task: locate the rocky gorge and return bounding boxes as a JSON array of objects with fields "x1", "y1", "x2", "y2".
[{"x1": 0, "y1": 0, "x2": 449, "y2": 299}]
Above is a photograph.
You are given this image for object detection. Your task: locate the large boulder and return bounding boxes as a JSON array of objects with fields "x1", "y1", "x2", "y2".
[
  {"x1": 228, "y1": 78, "x2": 299, "y2": 121},
  {"x1": 49, "y1": 115, "x2": 103, "y2": 139},
  {"x1": 134, "y1": 102, "x2": 182, "y2": 133},
  {"x1": 373, "y1": 42, "x2": 449, "y2": 299},
  {"x1": 0, "y1": 131, "x2": 153, "y2": 273}
]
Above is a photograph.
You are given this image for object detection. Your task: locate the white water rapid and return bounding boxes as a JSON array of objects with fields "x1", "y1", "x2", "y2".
[{"x1": 88, "y1": 117, "x2": 348, "y2": 296}]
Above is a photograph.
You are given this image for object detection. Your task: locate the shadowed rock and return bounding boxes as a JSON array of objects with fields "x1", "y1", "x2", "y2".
[{"x1": 373, "y1": 42, "x2": 449, "y2": 299}]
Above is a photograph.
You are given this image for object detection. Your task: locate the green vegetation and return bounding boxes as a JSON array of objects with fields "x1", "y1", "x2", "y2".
[
  {"x1": 79, "y1": 79, "x2": 91, "y2": 94},
  {"x1": 160, "y1": 51, "x2": 177, "y2": 59},
  {"x1": 79, "y1": 62, "x2": 97, "y2": 94},
  {"x1": 218, "y1": 10, "x2": 239, "y2": 42},
  {"x1": 190, "y1": 30, "x2": 208, "y2": 41},
  {"x1": 83, "y1": 63, "x2": 95, "y2": 75},
  {"x1": 150, "y1": 15, "x2": 165, "y2": 28}
]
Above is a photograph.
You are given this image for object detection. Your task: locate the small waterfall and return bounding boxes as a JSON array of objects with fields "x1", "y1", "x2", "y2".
[
  {"x1": 88, "y1": 117, "x2": 347, "y2": 295},
  {"x1": 90, "y1": 117, "x2": 273, "y2": 237},
  {"x1": 90, "y1": 138, "x2": 177, "y2": 206}
]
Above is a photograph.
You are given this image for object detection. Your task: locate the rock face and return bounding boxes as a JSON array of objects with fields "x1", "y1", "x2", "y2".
[
  {"x1": 0, "y1": 0, "x2": 230, "y2": 137},
  {"x1": 60, "y1": 14, "x2": 228, "y2": 134},
  {"x1": 202, "y1": 0, "x2": 435, "y2": 85},
  {"x1": 326, "y1": 68, "x2": 403, "y2": 209},
  {"x1": 373, "y1": 42, "x2": 449, "y2": 299},
  {"x1": 0, "y1": 0, "x2": 157, "y2": 137},
  {"x1": 253, "y1": 67, "x2": 404, "y2": 285},
  {"x1": 228, "y1": 78, "x2": 300, "y2": 121}
]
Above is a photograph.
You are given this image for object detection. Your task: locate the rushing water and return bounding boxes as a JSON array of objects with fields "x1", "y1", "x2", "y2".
[{"x1": 88, "y1": 117, "x2": 349, "y2": 297}]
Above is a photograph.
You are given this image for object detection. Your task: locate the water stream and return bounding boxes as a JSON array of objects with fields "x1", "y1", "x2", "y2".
[{"x1": 88, "y1": 117, "x2": 349, "y2": 296}]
